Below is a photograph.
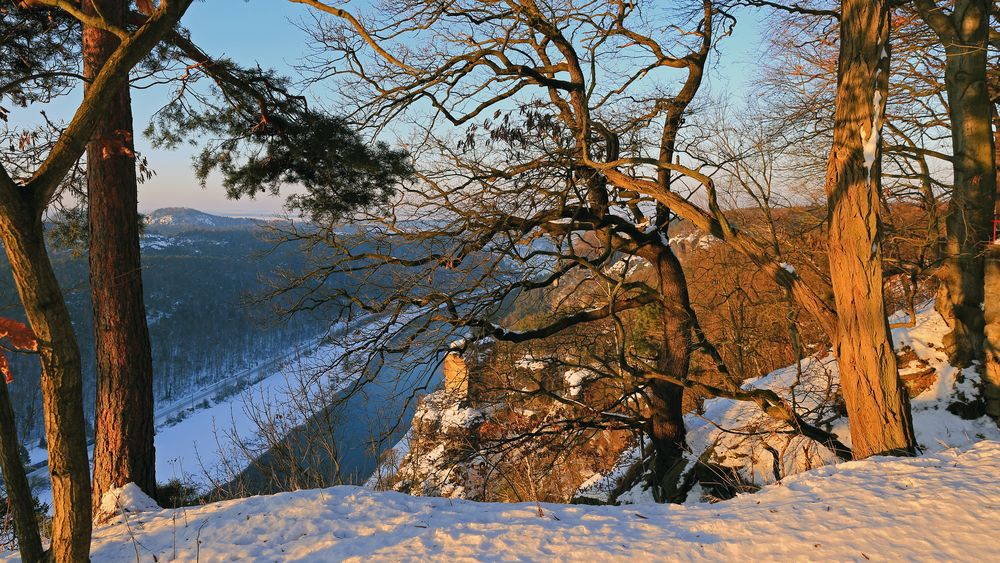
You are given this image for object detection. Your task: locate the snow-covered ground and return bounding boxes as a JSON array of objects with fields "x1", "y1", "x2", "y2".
[
  {"x1": 27, "y1": 323, "x2": 362, "y2": 509},
  {"x1": 578, "y1": 301, "x2": 1000, "y2": 503},
  {"x1": 10, "y1": 440, "x2": 996, "y2": 561},
  {"x1": 152, "y1": 336, "x2": 351, "y2": 490},
  {"x1": 12, "y1": 301, "x2": 1000, "y2": 561}
]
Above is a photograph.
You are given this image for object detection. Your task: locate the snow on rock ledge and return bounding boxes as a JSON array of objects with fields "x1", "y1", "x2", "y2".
[
  {"x1": 579, "y1": 301, "x2": 1000, "y2": 504},
  {"x1": 389, "y1": 389, "x2": 486, "y2": 499},
  {"x1": 17, "y1": 441, "x2": 999, "y2": 562}
]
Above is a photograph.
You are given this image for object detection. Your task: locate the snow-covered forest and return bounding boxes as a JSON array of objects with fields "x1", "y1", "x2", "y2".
[
  {"x1": 1, "y1": 208, "x2": 329, "y2": 446},
  {"x1": 1, "y1": 0, "x2": 999, "y2": 562}
]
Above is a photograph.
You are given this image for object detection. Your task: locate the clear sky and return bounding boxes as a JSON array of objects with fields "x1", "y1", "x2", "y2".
[
  {"x1": 16, "y1": 1, "x2": 766, "y2": 217},
  {"x1": 131, "y1": 0, "x2": 319, "y2": 216}
]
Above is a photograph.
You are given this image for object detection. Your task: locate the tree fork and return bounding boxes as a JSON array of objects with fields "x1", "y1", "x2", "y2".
[
  {"x1": 0, "y1": 1, "x2": 193, "y2": 559},
  {"x1": 0, "y1": 211, "x2": 91, "y2": 563}
]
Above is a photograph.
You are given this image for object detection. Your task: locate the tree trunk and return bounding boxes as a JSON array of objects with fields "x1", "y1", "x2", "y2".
[
  {"x1": 0, "y1": 381, "x2": 44, "y2": 562},
  {"x1": 633, "y1": 9, "x2": 712, "y2": 500},
  {"x1": 646, "y1": 246, "x2": 691, "y2": 503},
  {"x1": 0, "y1": 210, "x2": 91, "y2": 562},
  {"x1": 823, "y1": 0, "x2": 915, "y2": 458},
  {"x1": 83, "y1": 0, "x2": 158, "y2": 507},
  {"x1": 983, "y1": 103, "x2": 1000, "y2": 422},
  {"x1": 931, "y1": 1, "x2": 996, "y2": 368}
]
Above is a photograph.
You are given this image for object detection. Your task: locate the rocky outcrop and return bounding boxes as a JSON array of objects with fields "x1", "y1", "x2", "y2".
[
  {"x1": 391, "y1": 389, "x2": 486, "y2": 498},
  {"x1": 442, "y1": 351, "x2": 469, "y2": 398}
]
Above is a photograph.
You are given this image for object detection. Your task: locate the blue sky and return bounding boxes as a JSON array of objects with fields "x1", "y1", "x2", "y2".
[
  {"x1": 132, "y1": 0, "x2": 318, "y2": 216},
  {"x1": 16, "y1": 1, "x2": 766, "y2": 217}
]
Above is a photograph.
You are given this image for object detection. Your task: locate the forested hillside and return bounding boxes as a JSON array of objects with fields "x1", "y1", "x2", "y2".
[{"x1": 0, "y1": 210, "x2": 327, "y2": 445}]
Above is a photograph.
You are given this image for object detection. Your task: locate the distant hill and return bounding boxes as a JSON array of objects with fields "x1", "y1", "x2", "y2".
[{"x1": 143, "y1": 207, "x2": 271, "y2": 233}]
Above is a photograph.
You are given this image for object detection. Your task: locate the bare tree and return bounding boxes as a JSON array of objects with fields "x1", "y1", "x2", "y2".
[{"x1": 262, "y1": 0, "x2": 869, "y2": 507}]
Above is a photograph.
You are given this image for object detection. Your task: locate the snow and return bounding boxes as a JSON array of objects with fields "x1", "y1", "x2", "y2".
[
  {"x1": 515, "y1": 354, "x2": 549, "y2": 372},
  {"x1": 563, "y1": 367, "x2": 595, "y2": 397},
  {"x1": 9, "y1": 301, "x2": 1000, "y2": 561},
  {"x1": 10, "y1": 440, "x2": 998, "y2": 562},
  {"x1": 779, "y1": 262, "x2": 795, "y2": 274},
  {"x1": 29, "y1": 319, "x2": 384, "y2": 512},
  {"x1": 861, "y1": 62, "x2": 886, "y2": 176},
  {"x1": 138, "y1": 233, "x2": 227, "y2": 251},
  {"x1": 604, "y1": 256, "x2": 648, "y2": 278},
  {"x1": 138, "y1": 234, "x2": 176, "y2": 250},
  {"x1": 151, "y1": 327, "x2": 370, "y2": 491},
  {"x1": 580, "y1": 301, "x2": 1000, "y2": 503},
  {"x1": 411, "y1": 390, "x2": 483, "y2": 432},
  {"x1": 24, "y1": 445, "x2": 46, "y2": 467},
  {"x1": 575, "y1": 437, "x2": 646, "y2": 504},
  {"x1": 439, "y1": 407, "x2": 482, "y2": 429},
  {"x1": 365, "y1": 431, "x2": 412, "y2": 489},
  {"x1": 690, "y1": 302, "x2": 1000, "y2": 485},
  {"x1": 668, "y1": 232, "x2": 719, "y2": 251},
  {"x1": 97, "y1": 484, "x2": 161, "y2": 517},
  {"x1": 144, "y1": 311, "x2": 415, "y2": 494}
]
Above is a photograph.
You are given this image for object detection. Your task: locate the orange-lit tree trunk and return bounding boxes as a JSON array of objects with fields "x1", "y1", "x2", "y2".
[
  {"x1": 0, "y1": 208, "x2": 91, "y2": 562},
  {"x1": 83, "y1": 0, "x2": 157, "y2": 507},
  {"x1": 823, "y1": 0, "x2": 916, "y2": 458}
]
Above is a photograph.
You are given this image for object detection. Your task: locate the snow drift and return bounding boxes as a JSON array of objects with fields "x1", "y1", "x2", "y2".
[{"x1": 6, "y1": 440, "x2": 997, "y2": 561}]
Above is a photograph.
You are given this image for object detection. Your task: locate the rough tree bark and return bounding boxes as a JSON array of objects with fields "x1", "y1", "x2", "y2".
[
  {"x1": 83, "y1": 0, "x2": 157, "y2": 508},
  {"x1": 643, "y1": 245, "x2": 691, "y2": 503},
  {"x1": 983, "y1": 102, "x2": 1000, "y2": 422},
  {"x1": 0, "y1": 208, "x2": 91, "y2": 562},
  {"x1": 915, "y1": 0, "x2": 996, "y2": 367},
  {"x1": 824, "y1": 0, "x2": 916, "y2": 458},
  {"x1": 0, "y1": 380, "x2": 44, "y2": 562}
]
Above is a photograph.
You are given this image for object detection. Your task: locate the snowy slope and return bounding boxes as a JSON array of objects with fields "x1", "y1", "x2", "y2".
[
  {"x1": 9, "y1": 440, "x2": 998, "y2": 562},
  {"x1": 579, "y1": 301, "x2": 1000, "y2": 503},
  {"x1": 153, "y1": 340, "x2": 340, "y2": 489},
  {"x1": 154, "y1": 311, "x2": 414, "y2": 490},
  {"x1": 25, "y1": 335, "x2": 344, "y2": 512}
]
